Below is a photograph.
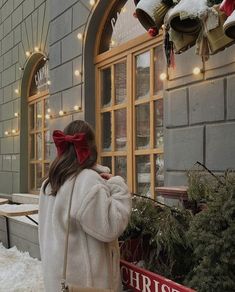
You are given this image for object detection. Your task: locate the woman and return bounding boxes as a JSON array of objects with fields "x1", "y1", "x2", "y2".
[{"x1": 39, "y1": 120, "x2": 132, "y2": 292}]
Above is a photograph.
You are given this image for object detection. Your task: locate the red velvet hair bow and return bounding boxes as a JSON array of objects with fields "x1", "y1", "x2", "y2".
[{"x1": 52, "y1": 130, "x2": 91, "y2": 164}]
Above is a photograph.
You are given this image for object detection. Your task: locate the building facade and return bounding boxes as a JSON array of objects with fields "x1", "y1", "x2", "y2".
[{"x1": 0, "y1": 0, "x2": 235, "y2": 199}]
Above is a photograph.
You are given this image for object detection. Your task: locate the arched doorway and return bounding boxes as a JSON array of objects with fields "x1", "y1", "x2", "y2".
[{"x1": 85, "y1": 0, "x2": 165, "y2": 198}]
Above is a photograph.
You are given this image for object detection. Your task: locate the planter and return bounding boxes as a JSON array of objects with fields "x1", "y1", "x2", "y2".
[{"x1": 120, "y1": 259, "x2": 196, "y2": 292}]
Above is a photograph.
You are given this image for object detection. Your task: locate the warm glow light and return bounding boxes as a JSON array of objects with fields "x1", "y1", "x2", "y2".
[
  {"x1": 47, "y1": 80, "x2": 51, "y2": 85},
  {"x1": 74, "y1": 70, "x2": 80, "y2": 76},
  {"x1": 111, "y1": 40, "x2": 115, "y2": 46},
  {"x1": 122, "y1": 7, "x2": 127, "y2": 13},
  {"x1": 26, "y1": 51, "x2": 31, "y2": 57},
  {"x1": 89, "y1": 0, "x2": 95, "y2": 5},
  {"x1": 77, "y1": 33, "x2": 83, "y2": 40},
  {"x1": 37, "y1": 114, "x2": 42, "y2": 119},
  {"x1": 14, "y1": 112, "x2": 19, "y2": 117},
  {"x1": 159, "y1": 73, "x2": 167, "y2": 81},
  {"x1": 4, "y1": 131, "x2": 9, "y2": 136},
  {"x1": 14, "y1": 89, "x2": 19, "y2": 94},
  {"x1": 45, "y1": 114, "x2": 51, "y2": 120},
  {"x1": 47, "y1": 108, "x2": 51, "y2": 113},
  {"x1": 193, "y1": 67, "x2": 201, "y2": 75},
  {"x1": 34, "y1": 47, "x2": 39, "y2": 52},
  {"x1": 59, "y1": 110, "x2": 64, "y2": 116},
  {"x1": 12, "y1": 129, "x2": 16, "y2": 134},
  {"x1": 74, "y1": 105, "x2": 79, "y2": 111}
]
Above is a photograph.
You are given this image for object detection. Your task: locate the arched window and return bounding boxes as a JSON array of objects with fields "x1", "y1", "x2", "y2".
[
  {"x1": 95, "y1": 0, "x2": 165, "y2": 198},
  {"x1": 28, "y1": 58, "x2": 50, "y2": 193}
]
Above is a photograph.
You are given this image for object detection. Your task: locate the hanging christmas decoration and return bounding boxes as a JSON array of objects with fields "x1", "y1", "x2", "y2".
[
  {"x1": 205, "y1": 5, "x2": 234, "y2": 54},
  {"x1": 223, "y1": 3, "x2": 235, "y2": 38},
  {"x1": 220, "y1": 0, "x2": 235, "y2": 16},
  {"x1": 135, "y1": 0, "x2": 173, "y2": 35},
  {"x1": 168, "y1": 0, "x2": 208, "y2": 34}
]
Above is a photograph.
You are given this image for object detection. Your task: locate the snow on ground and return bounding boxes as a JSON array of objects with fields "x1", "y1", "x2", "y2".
[{"x1": 0, "y1": 243, "x2": 44, "y2": 292}]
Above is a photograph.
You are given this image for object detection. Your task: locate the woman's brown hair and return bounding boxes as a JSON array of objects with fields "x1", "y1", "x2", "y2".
[{"x1": 43, "y1": 120, "x2": 97, "y2": 195}]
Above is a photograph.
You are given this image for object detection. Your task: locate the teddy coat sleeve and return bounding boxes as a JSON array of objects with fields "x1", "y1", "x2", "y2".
[{"x1": 77, "y1": 175, "x2": 132, "y2": 242}]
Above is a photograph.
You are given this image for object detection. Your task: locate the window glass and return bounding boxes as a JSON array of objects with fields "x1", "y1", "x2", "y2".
[
  {"x1": 99, "y1": 0, "x2": 146, "y2": 53},
  {"x1": 115, "y1": 156, "x2": 127, "y2": 180},
  {"x1": 114, "y1": 62, "x2": 127, "y2": 104},
  {"x1": 136, "y1": 52, "x2": 150, "y2": 100},
  {"x1": 154, "y1": 99, "x2": 164, "y2": 149},
  {"x1": 101, "y1": 68, "x2": 112, "y2": 107},
  {"x1": 136, "y1": 103, "x2": 150, "y2": 149},
  {"x1": 136, "y1": 155, "x2": 151, "y2": 197},
  {"x1": 102, "y1": 112, "x2": 112, "y2": 151},
  {"x1": 115, "y1": 109, "x2": 127, "y2": 150}
]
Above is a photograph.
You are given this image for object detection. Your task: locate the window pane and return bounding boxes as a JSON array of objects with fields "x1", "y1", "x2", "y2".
[
  {"x1": 115, "y1": 109, "x2": 127, "y2": 150},
  {"x1": 155, "y1": 99, "x2": 164, "y2": 149},
  {"x1": 101, "y1": 68, "x2": 112, "y2": 107},
  {"x1": 136, "y1": 103, "x2": 150, "y2": 149},
  {"x1": 154, "y1": 46, "x2": 165, "y2": 94},
  {"x1": 30, "y1": 134, "x2": 35, "y2": 160},
  {"x1": 99, "y1": 0, "x2": 146, "y2": 53},
  {"x1": 101, "y1": 157, "x2": 112, "y2": 172},
  {"x1": 29, "y1": 164, "x2": 35, "y2": 190},
  {"x1": 36, "y1": 163, "x2": 42, "y2": 189},
  {"x1": 155, "y1": 154, "x2": 164, "y2": 188},
  {"x1": 44, "y1": 163, "x2": 50, "y2": 177},
  {"x1": 45, "y1": 130, "x2": 51, "y2": 160},
  {"x1": 36, "y1": 133, "x2": 42, "y2": 160},
  {"x1": 115, "y1": 62, "x2": 126, "y2": 104},
  {"x1": 115, "y1": 156, "x2": 127, "y2": 180},
  {"x1": 29, "y1": 104, "x2": 35, "y2": 130},
  {"x1": 136, "y1": 51, "x2": 150, "y2": 100},
  {"x1": 36, "y1": 101, "x2": 42, "y2": 129},
  {"x1": 136, "y1": 155, "x2": 151, "y2": 197},
  {"x1": 44, "y1": 99, "x2": 50, "y2": 128},
  {"x1": 102, "y1": 112, "x2": 112, "y2": 151}
]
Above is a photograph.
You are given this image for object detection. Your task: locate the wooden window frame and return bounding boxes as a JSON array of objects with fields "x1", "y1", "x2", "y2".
[
  {"x1": 28, "y1": 90, "x2": 49, "y2": 194},
  {"x1": 95, "y1": 32, "x2": 164, "y2": 198}
]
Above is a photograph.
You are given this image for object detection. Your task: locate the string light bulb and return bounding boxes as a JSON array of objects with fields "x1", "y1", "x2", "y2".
[
  {"x1": 37, "y1": 114, "x2": 42, "y2": 119},
  {"x1": 26, "y1": 51, "x2": 31, "y2": 57},
  {"x1": 74, "y1": 70, "x2": 81, "y2": 76},
  {"x1": 193, "y1": 67, "x2": 201, "y2": 75},
  {"x1": 12, "y1": 129, "x2": 16, "y2": 134},
  {"x1": 14, "y1": 89, "x2": 19, "y2": 94},
  {"x1": 34, "y1": 47, "x2": 40, "y2": 52},
  {"x1": 47, "y1": 80, "x2": 51, "y2": 85},
  {"x1": 4, "y1": 131, "x2": 9, "y2": 136},
  {"x1": 77, "y1": 33, "x2": 83, "y2": 40},
  {"x1": 89, "y1": 0, "x2": 95, "y2": 5},
  {"x1": 59, "y1": 110, "x2": 65, "y2": 116},
  {"x1": 14, "y1": 112, "x2": 19, "y2": 117},
  {"x1": 47, "y1": 108, "x2": 51, "y2": 113},
  {"x1": 159, "y1": 73, "x2": 167, "y2": 81},
  {"x1": 73, "y1": 105, "x2": 80, "y2": 111},
  {"x1": 45, "y1": 114, "x2": 51, "y2": 120}
]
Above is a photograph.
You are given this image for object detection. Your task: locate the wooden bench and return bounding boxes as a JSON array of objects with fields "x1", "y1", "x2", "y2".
[{"x1": 0, "y1": 204, "x2": 39, "y2": 248}]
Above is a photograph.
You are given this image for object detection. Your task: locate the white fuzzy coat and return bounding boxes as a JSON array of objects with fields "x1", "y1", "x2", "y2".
[{"x1": 39, "y1": 168, "x2": 131, "y2": 292}]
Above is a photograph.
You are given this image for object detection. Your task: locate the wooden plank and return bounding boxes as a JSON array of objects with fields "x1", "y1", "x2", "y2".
[
  {"x1": 0, "y1": 204, "x2": 38, "y2": 217},
  {"x1": 0, "y1": 198, "x2": 8, "y2": 205}
]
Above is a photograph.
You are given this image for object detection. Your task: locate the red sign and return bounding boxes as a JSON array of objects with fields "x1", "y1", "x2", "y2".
[{"x1": 120, "y1": 260, "x2": 196, "y2": 292}]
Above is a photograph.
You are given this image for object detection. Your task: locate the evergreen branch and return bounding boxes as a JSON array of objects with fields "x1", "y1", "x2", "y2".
[{"x1": 195, "y1": 161, "x2": 224, "y2": 185}]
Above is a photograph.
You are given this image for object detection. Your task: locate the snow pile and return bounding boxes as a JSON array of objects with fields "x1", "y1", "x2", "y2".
[
  {"x1": 0, "y1": 243, "x2": 44, "y2": 291},
  {"x1": 168, "y1": 0, "x2": 209, "y2": 19}
]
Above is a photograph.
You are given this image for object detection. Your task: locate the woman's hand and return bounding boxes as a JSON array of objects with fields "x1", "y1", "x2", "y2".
[{"x1": 100, "y1": 173, "x2": 113, "y2": 180}]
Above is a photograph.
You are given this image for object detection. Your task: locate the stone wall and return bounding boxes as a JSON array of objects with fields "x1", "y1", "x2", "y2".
[
  {"x1": 0, "y1": 0, "x2": 49, "y2": 194},
  {"x1": 165, "y1": 45, "x2": 235, "y2": 185}
]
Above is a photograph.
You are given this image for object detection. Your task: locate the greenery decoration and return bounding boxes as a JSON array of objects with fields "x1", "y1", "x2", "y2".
[
  {"x1": 120, "y1": 196, "x2": 193, "y2": 283},
  {"x1": 185, "y1": 169, "x2": 235, "y2": 292},
  {"x1": 120, "y1": 163, "x2": 235, "y2": 291}
]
